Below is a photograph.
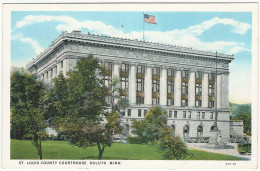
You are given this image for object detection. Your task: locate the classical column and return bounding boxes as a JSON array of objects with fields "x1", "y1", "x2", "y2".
[
  {"x1": 113, "y1": 61, "x2": 120, "y2": 105},
  {"x1": 174, "y1": 70, "x2": 181, "y2": 107},
  {"x1": 129, "y1": 63, "x2": 136, "y2": 104},
  {"x1": 221, "y1": 73, "x2": 229, "y2": 109},
  {"x1": 188, "y1": 70, "x2": 195, "y2": 107},
  {"x1": 160, "y1": 67, "x2": 167, "y2": 106},
  {"x1": 113, "y1": 61, "x2": 120, "y2": 78},
  {"x1": 145, "y1": 65, "x2": 152, "y2": 105},
  {"x1": 45, "y1": 71, "x2": 48, "y2": 83},
  {"x1": 63, "y1": 59, "x2": 67, "y2": 77},
  {"x1": 57, "y1": 61, "x2": 61, "y2": 76},
  {"x1": 202, "y1": 72, "x2": 209, "y2": 107},
  {"x1": 49, "y1": 69, "x2": 52, "y2": 82},
  {"x1": 217, "y1": 74, "x2": 222, "y2": 109}
]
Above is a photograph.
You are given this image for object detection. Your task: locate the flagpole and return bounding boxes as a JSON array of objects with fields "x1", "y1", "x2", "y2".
[{"x1": 143, "y1": 12, "x2": 145, "y2": 41}]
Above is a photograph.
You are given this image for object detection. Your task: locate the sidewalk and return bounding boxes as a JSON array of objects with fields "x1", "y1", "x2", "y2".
[{"x1": 187, "y1": 143, "x2": 251, "y2": 160}]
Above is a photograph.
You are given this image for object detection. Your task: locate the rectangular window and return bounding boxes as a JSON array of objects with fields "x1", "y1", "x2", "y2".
[
  {"x1": 202, "y1": 112, "x2": 205, "y2": 119},
  {"x1": 136, "y1": 65, "x2": 145, "y2": 104},
  {"x1": 47, "y1": 71, "x2": 48, "y2": 78},
  {"x1": 174, "y1": 111, "x2": 177, "y2": 118},
  {"x1": 167, "y1": 99, "x2": 174, "y2": 106},
  {"x1": 167, "y1": 69, "x2": 174, "y2": 106},
  {"x1": 167, "y1": 82, "x2": 174, "y2": 94},
  {"x1": 51, "y1": 68, "x2": 53, "y2": 77},
  {"x1": 128, "y1": 109, "x2": 131, "y2": 117},
  {"x1": 138, "y1": 109, "x2": 142, "y2": 117},
  {"x1": 182, "y1": 82, "x2": 188, "y2": 95},
  {"x1": 182, "y1": 99, "x2": 188, "y2": 107},
  {"x1": 195, "y1": 100, "x2": 202, "y2": 107},
  {"x1": 104, "y1": 62, "x2": 112, "y2": 70},
  {"x1": 136, "y1": 96, "x2": 144, "y2": 104},
  {"x1": 169, "y1": 111, "x2": 172, "y2": 118},
  {"x1": 121, "y1": 77, "x2": 129, "y2": 90},
  {"x1": 182, "y1": 70, "x2": 188, "y2": 78},
  {"x1": 103, "y1": 62, "x2": 113, "y2": 90},
  {"x1": 197, "y1": 112, "x2": 200, "y2": 119},
  {"x1": 137, "y1": 65, "x2": 145, "y2": 74},
  {"x1": 61, "y1": 61, "x2": 63, "y2": 68},
  {"x1": 152, "y1": 79, "x2": 160, "y2": 93},
  {"x1": 210, "y1": 112, "x2": 214, "y2": 119},
  {"x1": 195, "y1": 83, "x2": 202, "y2": 96},
  {"x1": 167, "y1": 69, "x2": 174, "y2": 76},
  {"x1": 152, "y1": 97, "x2": 160, "y2": 105},
  {"x1": 152, "y1": 67, "x2": 160, "y2": 105},
  {"x1": 121, "y1": 63, "x2": 129, "y2": 72},
  {"x1": 144, "y1": 110, "x2": 147, "y2": 117},
  {"x1": 209, "y1": 84, "x2": 215, "y2": 97},
  {"x1": 137, "y1": 78, "x2": 144, "y2": 91},
  {"x1": 195, "y1": 71, "x2": 202, "y2": 79},
  {"x1": 183, "y1": 111, "x2": 186, "y2": 119},
  {"x1": 153, "y1": 67, "x2": 160, "y2": 75},
  {"x1": 208, "y1": 101, "x2": 215, "y2": 108},
  {"x1": 188, "y1": 111, "x2": 191, "y2": 119},
  {"x1": 120, "y1": 63, "x2": 129, "y2": 93},
  {"x1": 209, "y1": 73, "x2": 215, "y2": 80}
]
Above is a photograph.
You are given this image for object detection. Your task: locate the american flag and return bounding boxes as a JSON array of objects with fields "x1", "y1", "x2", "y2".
[{"x1": 144, "y1": 14, "x2": 157, "y2": 24}]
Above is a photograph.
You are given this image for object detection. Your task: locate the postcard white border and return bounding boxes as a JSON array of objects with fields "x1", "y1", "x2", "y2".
[{"x1": 1, "y1": 2, "x2": 258, "y2": 170}]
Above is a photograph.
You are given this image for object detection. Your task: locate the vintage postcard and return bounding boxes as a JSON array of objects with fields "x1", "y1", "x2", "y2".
[{"x1": 1, "y1": 2, "x2": 258, "y2": 170}]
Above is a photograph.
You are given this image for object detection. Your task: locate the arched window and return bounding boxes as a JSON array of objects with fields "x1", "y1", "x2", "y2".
[
  {"x1": 197, "y1": 125, "x2": 203, "y2": 137},
  {"x1": 183, "y1": 125, "x2": 190, "y2": 138}
]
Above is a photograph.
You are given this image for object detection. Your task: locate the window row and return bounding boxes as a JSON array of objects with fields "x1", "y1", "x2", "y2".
[
  {"x1": 122, "y1": 109, "x2": 214, "y2": 120},
  {"x1": 168, "y1": 111, "x2": 214, "y2": 120},
  {"x1": 102, "y1": 61, "x2": 216, "y2": 108}
]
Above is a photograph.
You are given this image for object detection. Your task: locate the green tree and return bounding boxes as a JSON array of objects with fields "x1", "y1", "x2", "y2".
[
  {"x1": 131, "y1": 106, "x2": 189, "y2": 159},
  {"x1": 48, "y1": 55, "x2": 127, "y2": 159},
  {"x1": 230, "y1": 103, "x2": 251, "y2": 135},
  {"x1": 232, "y1": 113, "x2": 251, "y2": 136},
  {"x1": 11, "y1": 71, "x2": 47, "y2": 159}
]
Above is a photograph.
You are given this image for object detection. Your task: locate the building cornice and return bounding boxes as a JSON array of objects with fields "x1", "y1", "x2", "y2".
[{"x1": 26, "y1": 30, "x2": 234, "y2": 70}]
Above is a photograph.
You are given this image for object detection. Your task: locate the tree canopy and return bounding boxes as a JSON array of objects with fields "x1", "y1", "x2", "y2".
[
  {"x1": 11, "y1": 71, "x2": 47, "y2": 159},
  {"x1": 131, "y1": 106, "x2": 190, "y2": 159},
  {"x1": 47, "y1": 55, "x2": 127, "y2": 159}
]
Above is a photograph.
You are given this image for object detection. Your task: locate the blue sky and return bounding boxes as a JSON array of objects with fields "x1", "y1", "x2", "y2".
[{"x1": 11, "y1": 11, "x2": 252, "y2": 104}]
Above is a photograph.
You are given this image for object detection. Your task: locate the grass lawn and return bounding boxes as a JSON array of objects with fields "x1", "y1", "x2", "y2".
[{"x1": 11, "y1": 139, "x2": 243, "y2": 160}]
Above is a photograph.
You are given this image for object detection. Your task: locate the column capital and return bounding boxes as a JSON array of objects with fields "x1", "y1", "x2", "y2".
[
  {"x1": 146, "y1": 64, "x2": 153, "y2": 68},
  {"x1": 130, "y1": 62, "x2": 137, "y2": 66},
  {"x1": 113, "y1": 61, "x2": 121, "y2": 65},
  {"x1": 203, "y1": 70, "x2": 211, "y2": 74},
  {"x1": 161, "y1": 65, "x2": 167, "y2": 70},
  {"x1": 175, "y1": 67, "x2": 183, "y2": 71},
  {"x1": 189, "y1": 68, "x2": 196, "y2": 72}
]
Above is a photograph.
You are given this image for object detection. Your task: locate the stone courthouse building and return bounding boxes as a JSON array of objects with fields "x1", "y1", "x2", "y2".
[{"x1": 26, "y1": 30, "x2": 243, "y2": 142}]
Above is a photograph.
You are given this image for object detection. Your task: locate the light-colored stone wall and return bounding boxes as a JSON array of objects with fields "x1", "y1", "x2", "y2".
[
  {"x1": 26, "y1": 31, "x2": 237, "y2": 142},
  {"x1": 230, "y1": 121, "x2": 244, "y2": 137}
]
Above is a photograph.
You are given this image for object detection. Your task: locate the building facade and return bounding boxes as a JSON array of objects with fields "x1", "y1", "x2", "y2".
[{"x1": 26, "y1": 30, "x2": 243, "y2": 142}]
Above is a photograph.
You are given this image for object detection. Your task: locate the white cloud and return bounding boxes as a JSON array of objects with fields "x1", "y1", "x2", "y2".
[
  {"x1": 12, "y1": 33, "x2": 43, "y2": 55},
  {"x1": 187, "y1": 17, "x2": 251, "y2": 36},
  {"x1": 15, "y1": 15, "x2": 251, "y2": 55}
]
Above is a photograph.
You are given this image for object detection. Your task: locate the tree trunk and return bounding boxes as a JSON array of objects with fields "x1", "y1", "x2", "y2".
[
  {"x1": 97, "y1": 143, "x2": 104, "y2": 160},
  {"x1": 38, "y1": 137, "x2": 42, "y2": 160}
]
